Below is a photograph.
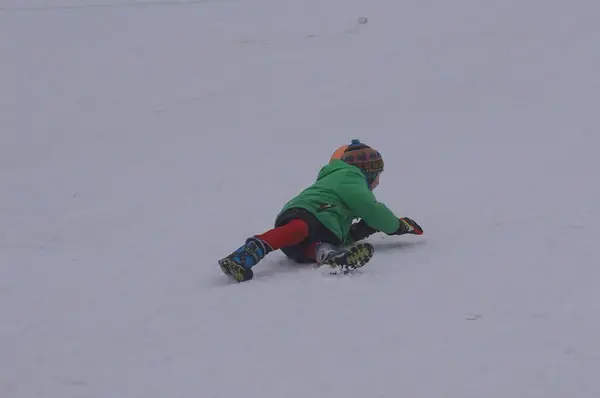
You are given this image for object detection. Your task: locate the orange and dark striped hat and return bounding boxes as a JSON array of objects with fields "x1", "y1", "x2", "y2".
[{"x1": 331, "y1": 139, "x2": 384, "y2": 175}]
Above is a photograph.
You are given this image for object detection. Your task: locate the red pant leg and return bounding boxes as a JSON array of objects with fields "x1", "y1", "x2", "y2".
[{"x1": 256, "y1": 219, "x2": 309, "y2": 251}]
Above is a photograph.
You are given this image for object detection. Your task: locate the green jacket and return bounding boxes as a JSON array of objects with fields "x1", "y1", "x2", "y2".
[{"x1": 277, "y1": 160, "x2": 400, "y2": 244}]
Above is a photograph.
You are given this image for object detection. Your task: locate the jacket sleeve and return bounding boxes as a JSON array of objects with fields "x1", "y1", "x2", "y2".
[{"x1": 338, "y1": 175, "x2": 400, "y2": 235}]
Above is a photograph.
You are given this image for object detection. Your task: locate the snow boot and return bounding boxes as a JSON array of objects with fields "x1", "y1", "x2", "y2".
[
  {"x1": 317, "y1": 242, "x2": 375, "y2": 274},
  {"x1": 218, "y1": 237, "x2": 272, "y2": 282}
]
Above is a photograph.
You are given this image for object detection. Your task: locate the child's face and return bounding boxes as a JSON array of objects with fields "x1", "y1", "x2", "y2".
[{"x1": 370, "y1": 173, "x2": 381, "y2": 190}]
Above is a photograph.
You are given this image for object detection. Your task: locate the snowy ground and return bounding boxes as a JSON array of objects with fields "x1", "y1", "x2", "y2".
[{"x1": 1, "y1": 0, "x2": 600, "y2": 397}]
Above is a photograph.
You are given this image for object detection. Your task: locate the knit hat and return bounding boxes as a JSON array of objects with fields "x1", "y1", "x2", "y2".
[{"x1": 340, "y1": 139, "x2": 384, "y2": 182}]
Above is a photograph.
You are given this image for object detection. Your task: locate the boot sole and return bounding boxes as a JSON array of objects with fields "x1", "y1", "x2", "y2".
[
  {"x1": 219, "y1": 258, "x2": 254, "y2": 282},
  {"x1": 322, "y1": 242, "x2": 374, "y2": 273}
]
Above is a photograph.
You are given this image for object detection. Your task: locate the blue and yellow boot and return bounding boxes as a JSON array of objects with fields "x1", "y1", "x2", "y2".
[{"x1": 218, "y1": 237, "x2": 272, "y2": 282}]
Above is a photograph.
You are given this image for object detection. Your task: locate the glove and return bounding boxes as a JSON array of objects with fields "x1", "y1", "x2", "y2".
[
  {"x1": 391, "y1": 217, "x2": 424, "y2": 236},
  {"x1": 349, "y1": 219, "x2": 378, "y2": 242}
]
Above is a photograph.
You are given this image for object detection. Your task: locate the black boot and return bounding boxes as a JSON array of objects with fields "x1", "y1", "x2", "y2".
[{"x1": 319, "y1": 242, "x2": 375, "y2": 274}]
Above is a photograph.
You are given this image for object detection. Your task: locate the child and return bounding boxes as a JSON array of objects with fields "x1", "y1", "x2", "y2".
[{"x1": 218, "y1": 139, "x2": 424, "y2": 282}]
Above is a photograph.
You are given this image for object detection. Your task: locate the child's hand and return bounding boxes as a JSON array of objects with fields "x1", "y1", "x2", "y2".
[{"x1": 393, "y1": 217, "x2": 424, "y2": 235}]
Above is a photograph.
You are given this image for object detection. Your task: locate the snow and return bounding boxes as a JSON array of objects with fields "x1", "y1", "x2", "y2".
[{"x1": 1, "y1": 0, "x2": 600, "y2": 397}]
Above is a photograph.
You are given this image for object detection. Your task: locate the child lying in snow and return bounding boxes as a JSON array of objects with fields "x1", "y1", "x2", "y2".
[{"x1": 219, "y1": 139, "x2": 424, "y2": 282}]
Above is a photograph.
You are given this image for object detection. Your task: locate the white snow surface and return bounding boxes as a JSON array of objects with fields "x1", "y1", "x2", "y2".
[{"x1": 1, "y1": 0, "x2": 600, "y2": 397}]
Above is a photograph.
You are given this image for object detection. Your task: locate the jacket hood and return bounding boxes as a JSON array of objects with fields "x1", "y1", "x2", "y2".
[{"x1": 318, "y1": 160, "x2": 370, "y2": 187}]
